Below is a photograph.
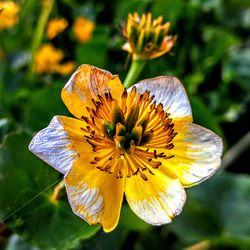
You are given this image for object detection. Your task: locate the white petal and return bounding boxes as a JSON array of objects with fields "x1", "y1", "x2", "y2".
[
  {"x1": 130, "y1": 76, "x2": 192, "y2": 119},
  {"x1": 125, "y1": 174, "x2": 186, "y2": 225},
  {"x1": 63, "y1": 68, "x2": 86, "y2": 100},
  {"x1": 171, "y1": 123, "x2": 223, "y2": 187},
  {"x1": 29, "y1": 116, "x2": 78, "y2": 174},
  {"x1": 64, "y1": 179, "x2": 104, "y2": 224}
]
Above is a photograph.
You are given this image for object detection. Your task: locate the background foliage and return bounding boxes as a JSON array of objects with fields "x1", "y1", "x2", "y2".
[{"x1": 0, "y1": 0, "x2": 250, "y2": 249}]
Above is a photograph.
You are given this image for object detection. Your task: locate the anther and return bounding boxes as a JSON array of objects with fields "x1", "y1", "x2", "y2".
[
  {"x1": 140, "y1": 172, "x2": 148, "y2": 181},
  {"x1": 97, "y1": 94, "x2": 105, "y2": 104},
  {"x1": 81, "y1": 116, "x2": 89, "y2": 123},
  {"x1": 165, "y1": 143, "x2": 174, "y2": 150},
  {"x1": 164, "y1": 155, "x2": 175, "y2": 159},
  {"x1": 122, "y1": 89, "x2": 128, "y2": 98}
]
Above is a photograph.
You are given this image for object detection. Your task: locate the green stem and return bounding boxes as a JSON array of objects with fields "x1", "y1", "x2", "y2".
[
  {"x1": 28, "y1": 0, "x2": 54, "y2": 78},
  {"x1": 123, "y1": 59, "x2": 146, "y2": 88}
]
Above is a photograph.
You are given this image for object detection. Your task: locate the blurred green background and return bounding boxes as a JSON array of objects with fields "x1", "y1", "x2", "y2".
[{"x1": 0, "y1": 0, "x2": 250, "y2": 249}]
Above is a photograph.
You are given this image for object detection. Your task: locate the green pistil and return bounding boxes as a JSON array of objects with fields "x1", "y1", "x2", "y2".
[
  {"x1": 125, "y1": 103, "x2": 139, "y2": 132},
  {"x1": 140, "y1": 131, "x2": 153, "y2": 145},
  {"x1": 131, "y1": 125, "x2": 143, "y2": 145},
  {"x1": 103, "y1": 122, "x2": 115, "y2": 139},
  {"x1": 112, "y1": 106, "x2": 124, "y2": 125},
  {"x1": 103, "y1": 105, "x2": 151, "y2": 152}
]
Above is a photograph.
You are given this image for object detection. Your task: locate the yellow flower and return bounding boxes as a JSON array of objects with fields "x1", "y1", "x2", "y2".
[
  {"x1": 73, "y1": 17, "x2": 95, "y2": 43},
  {"x1": 46, "y1": 18, "x2": 68, "y2": 39},
  {"x1": 35, "y1": 44, "x2": 75, "y2": 75},
  {"x1": 29, "y1": 65, "x2": 223, "y2": 232},
  {"x1": 0, "y1": 1, "x2": 20, "y2": 31},
  {"x1": 122, "y1": 12, "x2": 176, "y2": 60}
]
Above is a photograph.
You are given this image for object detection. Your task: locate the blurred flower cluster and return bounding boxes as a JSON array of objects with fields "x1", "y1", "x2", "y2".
[
  {"x1": 35, "y1": 16, "x2": 95, "y2": 75},
  {"x1": 73, "y1": 17, "x2": 95, "y2": 43},
  {"x1": 0, "y1": 1, "x2": 20, "y2": 30},
  {"x1": 46, "y1": 18, "x2": 68, "y2": 39},
  {"x1": 35, "y1": 44, "x2": 75, "y2": 75}
]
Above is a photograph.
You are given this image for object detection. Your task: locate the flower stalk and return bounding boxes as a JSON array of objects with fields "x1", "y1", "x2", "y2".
[
  {"x1": 123, "y1": 59, "x2": 146, "y2": 88},
  {"x1": 28, "y1": 0, "x2": 54, "y2": 77}
]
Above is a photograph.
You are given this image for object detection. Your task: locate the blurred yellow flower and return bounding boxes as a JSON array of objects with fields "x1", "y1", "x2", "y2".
[
  {"x1": 35, "y1": 44, "x2": 75, "y2": 75},
  {"x1": 29, "y1": 64, "x2": 223, "y2": 232},
  {"x1": 73, "y1": 17, "x2": 95, "y2": 43},
  {"x1": 0, "y1": 48, "x2": 5, "y2": 60},
  {"x1": 0, "y1": 1, "x2": 20, "y2": 31},
  {"x1": 47, "y1": 18, "x2": 68, "y2": 39},
  {"x1": 122, "y1": 13, "x2": 176, "y2": 60}
]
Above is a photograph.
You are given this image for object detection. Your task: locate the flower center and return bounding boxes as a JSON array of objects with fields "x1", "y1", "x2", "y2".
[
  {"x1": 81, "y1": 87, "x2": 176, "y2": 180},
  {"x1": 102, "y1": 102, "x2": 151, "y2": 152}
]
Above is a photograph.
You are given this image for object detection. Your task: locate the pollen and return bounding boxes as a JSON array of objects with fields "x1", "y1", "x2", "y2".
[{"x1": 82, "y1": 87, "x2": 176, "y2": 180}]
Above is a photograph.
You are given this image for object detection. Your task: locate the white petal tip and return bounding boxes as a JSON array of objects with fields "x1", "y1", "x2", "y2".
[{"x1": 28, "y1": 116, "x2": 78, "y2": 174}]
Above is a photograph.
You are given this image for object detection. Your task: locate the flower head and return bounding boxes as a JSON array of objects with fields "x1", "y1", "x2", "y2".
[
  {"x1": 73, "y1": 17, "x2": 95, "y2": 43},
  {"x1": 122, "y1": 12, "x2": 176, "y2": 60},
  {"x1": 0, "y1": 1, "x2": 20, "y2": 31},
  {"x1": 35, "y1": 44, "x2": 75, "y2": 75},
  {"x1": 29, "y1": 65, "x2": 222, "y2": 232},
  {"x1": 46, "y1": 18, "x2": 68, "y2": 39}
]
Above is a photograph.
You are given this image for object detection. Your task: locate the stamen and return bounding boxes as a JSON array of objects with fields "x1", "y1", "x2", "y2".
[
  {"x1": 121, "y1": 88, "x2": 128, "y2": 114},
  {"x1": 140, "y1": 172, "x2": 148, "y2": 181},
  {"x1": 82, "y1": 88, "x2": 176, "y2": 180}
]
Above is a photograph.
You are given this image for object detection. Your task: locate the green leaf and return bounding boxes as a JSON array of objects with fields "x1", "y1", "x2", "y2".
[
  {"x1": 189, "y1": 96, "x2": 223, "y2": 137},
  {"x1": 201, "y1": 26, "x2": 239, "y2": 71},
  {"x1": 222, "y1": 47, "x2": 250, "y2": 93},
  {"x1": 0, "y1": 118, "x2": 13, "y2": 143},
  {"x1": 24, "y1": 84, "x2": 70, "y2": 131},
  {"x1": 169, "y1": 172, "x2": 250, "y2": 245},
  {"x1": 0, "y1": 132, "x2": 99, "y2": 250},
  {"x1": 118, "y1": 204, "x2": 151, "y2": 232},
  {"x1": 6, "y1": 234, "x2": 39, "y2": 250},
  {"x1": 152, "y1": 0, "x2": 185, "y2": 25},
  {"x1": 79, "y1": 230, "x2": 125, "y2": 250},
  {"x1": 75, "y1": 26, "x2": 109, "y2": 68},
  {"x1": 114, "y1": 0, "x2": 151, "y2": 21}
]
